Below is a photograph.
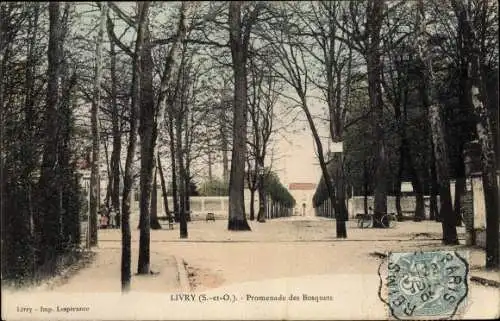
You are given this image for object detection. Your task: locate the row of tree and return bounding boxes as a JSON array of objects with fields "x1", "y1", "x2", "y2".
[
  {"x1": 1, "y1": 2, "x2": 84, "y2": 285},
  {"x1": 306, "y1": 0, "x2": 498, "y2": 269},
  {"x1": 2, "y1": 0, "x2": 498, "y2": 289},
  {"x1": 261, "y1": 170, "x2": 296, "y2": 220}
]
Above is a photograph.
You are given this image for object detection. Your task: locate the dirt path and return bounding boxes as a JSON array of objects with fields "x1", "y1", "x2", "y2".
[{"x1": 4, "y1": 217, "x2": 498, "y2": 320}]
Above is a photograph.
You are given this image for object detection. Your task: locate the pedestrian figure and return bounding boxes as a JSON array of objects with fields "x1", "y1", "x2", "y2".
[
  {"x1": 109, "y1": 209, "x2": 117, "y2": 228},
  {"x1": 99, "y1": 212, "x2": 108, "y2": 229}
]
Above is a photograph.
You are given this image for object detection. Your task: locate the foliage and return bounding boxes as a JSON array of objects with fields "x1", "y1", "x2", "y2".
[
  {"x1": 198, "y1": 178, "x2": 229, "y2": 196},
  {"x1": 1, "y1": 2, "x2": 83, "y2": 284},
  {"x1": 263, "y1": 171, "x2": 296, "y2": 208}
]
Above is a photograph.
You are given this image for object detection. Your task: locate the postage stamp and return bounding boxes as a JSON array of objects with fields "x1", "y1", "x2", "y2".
[{"x1": 382, "y1": 250, "x2": 468, "y2": 320}]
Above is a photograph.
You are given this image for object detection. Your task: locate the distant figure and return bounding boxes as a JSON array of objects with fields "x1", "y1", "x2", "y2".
[
  {"x1": 109, "y1": 209, "x2": 117, "y2": 228},
  {"x1": 302, "y1": 203, "x2": 306, "y2": 216},
  {"x1": 99, "y1": 213, "x2": 108, "y2": 229}
]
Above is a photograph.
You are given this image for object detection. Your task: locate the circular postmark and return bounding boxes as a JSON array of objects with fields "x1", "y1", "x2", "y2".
[{"x1": 381, "y1": 250, "x2": 468, "y2": 320}]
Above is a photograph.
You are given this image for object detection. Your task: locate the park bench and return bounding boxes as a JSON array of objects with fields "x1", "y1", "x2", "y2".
[{"x1": 206, "y1": 212, "x2": 215, "y2": 222}]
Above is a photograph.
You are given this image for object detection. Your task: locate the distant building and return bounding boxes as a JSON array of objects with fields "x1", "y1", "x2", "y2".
[{"x1": 288, "y1": 183, "x2": 317, "y2": 216}]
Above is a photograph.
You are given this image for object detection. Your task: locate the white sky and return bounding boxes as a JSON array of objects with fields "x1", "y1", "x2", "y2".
[
  {"x1": 268, "y1": 91, "x2": 330, "y2": 186},
  {"x1": 274, "y1": 127, "x2": 323, "y2": 186}
]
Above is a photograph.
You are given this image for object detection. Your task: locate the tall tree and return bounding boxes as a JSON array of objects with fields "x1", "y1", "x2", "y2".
[
  {"x1": 380, "y1": 18, "x2": 426, "y2": 222},
  {"x1": 365, "y1": 0, "x2": 388, "y2": 228},
  {"x1": 120, "y1": 1, "x2": 149, "y2": 291},
  {"x1": 452, "y1": 0, "x2": 499, "y2": 268},
  {"x1": 137, "y1": 0, "x2": 154, "y2": 274},
  {"x1": 89, "y1": 1, "x2": 107, "y2": 246},
  {"x1": 227, "y1": 2, "x2": 262, "y2": 230},
  {"x1": 264, "y1": 5, "x2": 336, "y2": 232},
  {"x1": 38, "y1": 2, "x2": 65, "y2": 264},
  {"x1": 246, "y1": 51, "x2": 279, "y2": 223},
  {"x1": 108, "y1": 34, "x2": 122, "y2": 227},
  {"x1": 167, "y1": 102, "x2": 180, "y2": 222},
  {"x1": 416, "y1": 0, "x2": 458, "y2": 244},
  {"x1": 296, "y1": 1, "x2": 353, "y2": 236},
  {"x1": 161, "y1": 3, "x2": 192, "y2": 238}
]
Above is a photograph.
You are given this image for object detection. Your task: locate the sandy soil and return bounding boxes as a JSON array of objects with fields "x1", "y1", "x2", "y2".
[
  {"x1": 95, "y1": 216, "x2": 484, "y2": 292},
  {"x1": 3, "y1": 216, "x2": 498, "y2": 320}
]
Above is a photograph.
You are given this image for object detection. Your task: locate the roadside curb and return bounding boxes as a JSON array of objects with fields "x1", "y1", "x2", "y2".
[
  {"x1": 369, "y1": 251, "x2": 500, "y2": 288},
  {"x1": 175, "y1": 256, "x2": 192, "y2": 292}
]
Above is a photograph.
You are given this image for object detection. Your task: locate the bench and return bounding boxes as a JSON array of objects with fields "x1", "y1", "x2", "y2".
[{"x1": 206, "y1": 213, "x2": 215, "y2": 222}]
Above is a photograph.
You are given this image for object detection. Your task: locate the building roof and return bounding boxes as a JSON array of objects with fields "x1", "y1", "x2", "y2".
[{"x1": 288, "y1": 183, "x2": 316, "y2": 190}]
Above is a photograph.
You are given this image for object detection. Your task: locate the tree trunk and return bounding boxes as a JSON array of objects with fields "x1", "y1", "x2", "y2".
[
  {"x1": 227, "y1": 2, "x2": 251, "y2": 231},
  {"x1": 176, "y1": 110, "x2": 188, "y2": 238},
  {"x1": 185, "y1": 174, "x2": 191, "y2": 222},
  {"x1": 221, "y1": 120, "x2": 229, "y2": 184},
  {"x1": 120, "y1": 1, "x2": 149, "y2": 291},
  {"x1": 363, "y1": 159, "x2": 369, "y2": 215},
  {"x1": 454, "y1": 175, "x2": 465, "y2": 226},
  {"x1": 366, "y1": 0, "x2": 387, "y2": 228},
  {"x1": 155, "y1": 3, "x2": 189, "y2": 225},
  {"x1": 157, "y1": 153, "x2": 171, "y2": 221},
  {"x1": 59, "y1": 60, "x2": 78, "y2": 245},
  {"x1": 257, "y1": 171, "x2": 266, "y2": 222},
  {"x1": 168, "y1": 113, "x2": 180, "y2": 222},
  {"x1": 395, "y1": 144, "x2": 403, "y2": 221},
  {"x1": 416, "y1": 0, "x2": 457, "y2": 244},
  {"x1": 406, "y1": 149, "x2": 425, "y2": 221},
  {"x1": 399, "y1": 76, "x2": 425, "y2": 221},
  {"x1": 334, "y1": 154, "x2": 347, "y2": 238},
  {"x1": 150, "y1": 162, "x2": 161, "y2": 230},
  {"x1": 208, "y1": 148, "x2": 213, "y2": 181},
  {"x1": 184, "y1": 109, "x2": 191, "y2": 223},
  {"x1": 39, "y1": 2, "x2": 64, "y2": 263},
  {"x1": 455, "y1": 0, "x2": 499, "y2": 268},
  {"x1": 429, "y1": 105, "x2": 458, "y2": 244},
  {"x1": 473, "y1": 90, "x2": 500, "y2": 268},
  {"x1": 103, "y1": 135, "x2": 112, "y2": 210},
  {"x1": 222, "y1": 147, "x2": 229, "y2": 183},
  {"x1": 399, "y1": 133, "x2": 426, "y2": 222},
  {"x1": 429, "y1": 146, "x2": 439, "y2": 221},
  {"x1": 137, "y1": 22, "x2": 155, "y2": 275},
  {"x1": 89, "y1": 2, "x2": 107, "y2": 247},
  {"x1": 20, "y1": 3, "x2": 41, "y2": 276},
  {"x1": 109, "y1": 40, "x2": 122, "y2": 227},
  {"x1": 249, "y1": 189, "x2": 256, "y2": 221}
]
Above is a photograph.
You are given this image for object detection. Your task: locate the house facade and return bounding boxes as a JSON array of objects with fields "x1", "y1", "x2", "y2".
[{"x1": 288, "y1": 183, "x2": 317, "y2": 217}]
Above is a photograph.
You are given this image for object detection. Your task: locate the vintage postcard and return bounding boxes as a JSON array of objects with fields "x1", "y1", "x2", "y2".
[{"x1": 1, "y1": 1, "x2": 499, "y2": 320}]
